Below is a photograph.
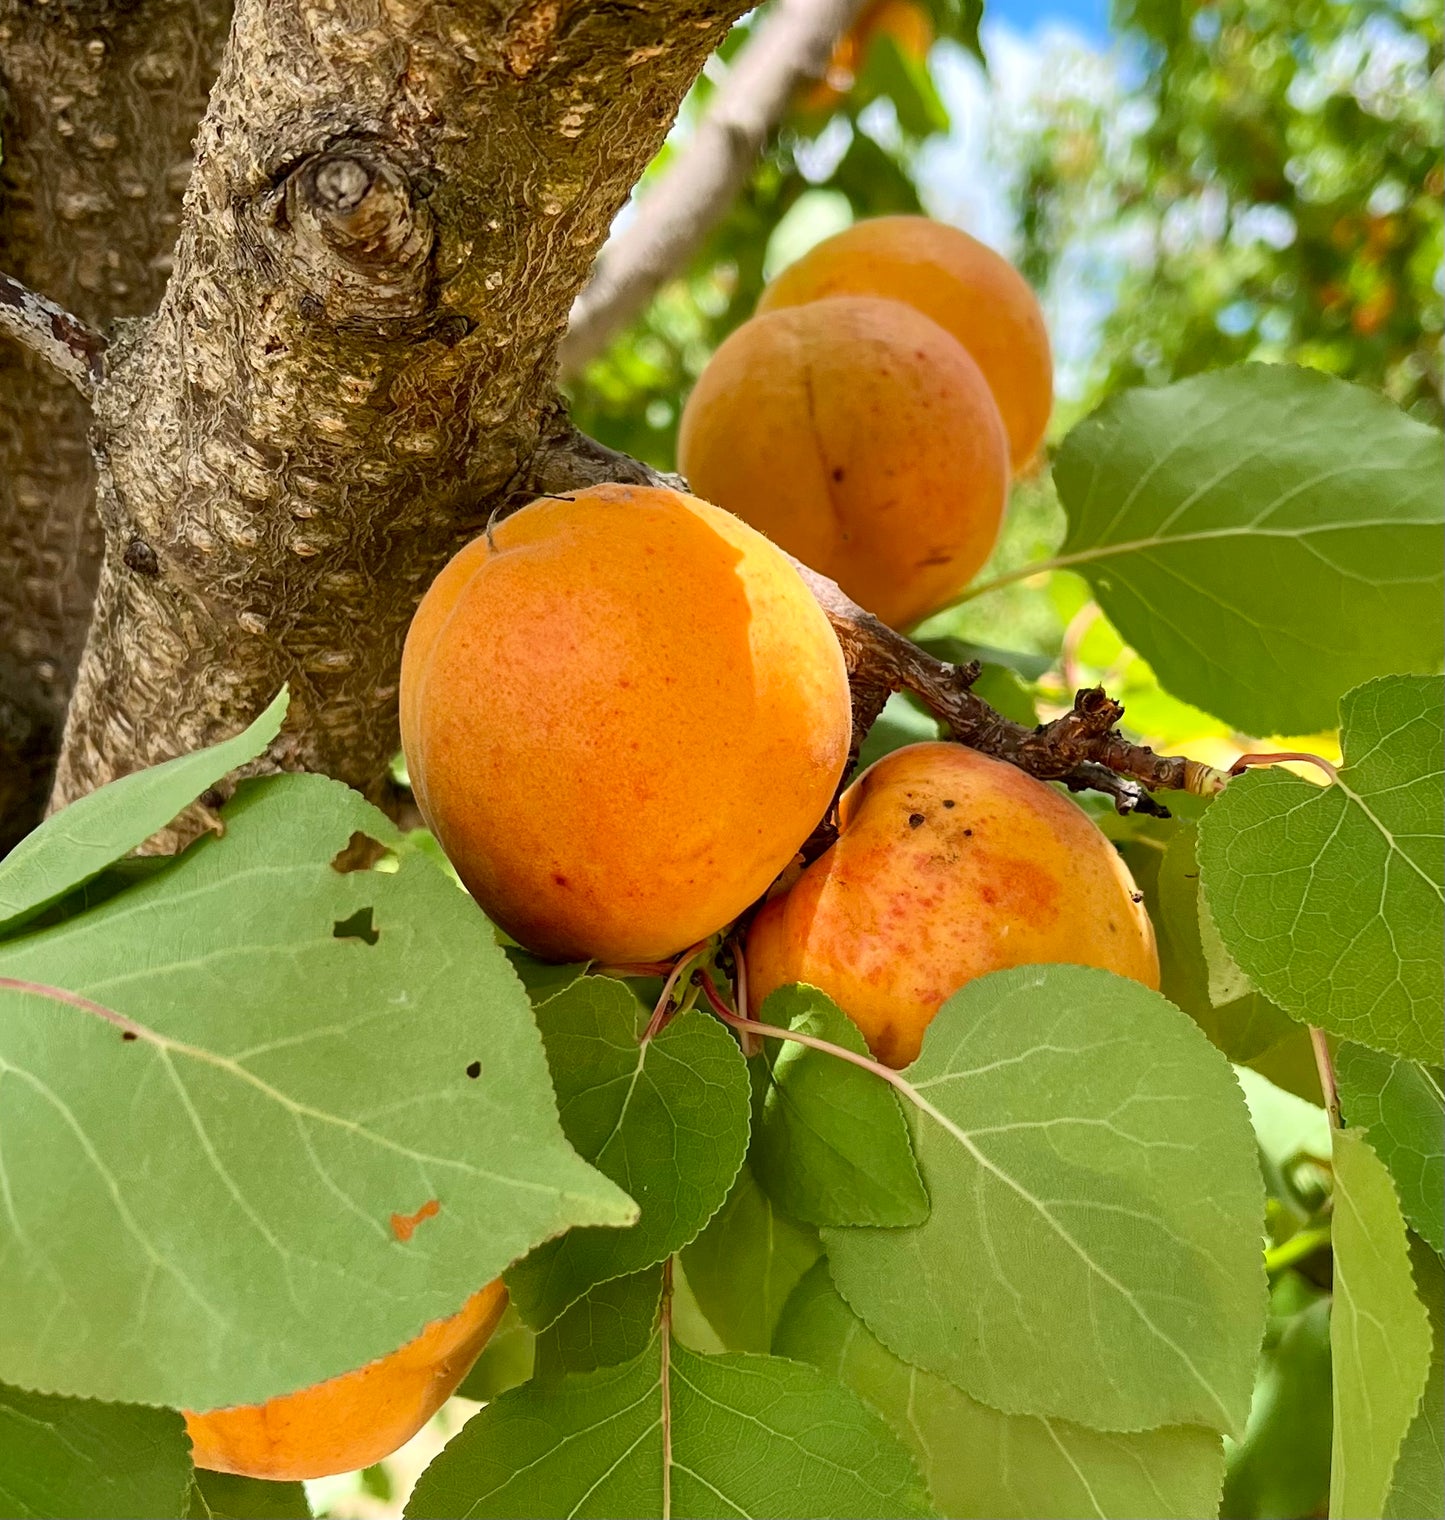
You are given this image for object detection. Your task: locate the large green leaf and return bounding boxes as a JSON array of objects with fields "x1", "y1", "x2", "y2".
[
  {"x1": 0, "y1": 689, "x2": 287, "y2": 935},
  {"x1": 0, "y1": 1383, "x2": 192, "y2": 1519},
  {"x1": 1329, "y1": 1128, "x2": 1433, "y2": 1520},
  {"x1": 1198, "y1": 675, "x2": 1445, "y2": 1064},
  {"x1": 1335, "y1": 1044, "x2": 1444, "y2": 1253},
  {"x1": 404, "y1": 1334, "x2": 934, "y2": 1518},
  {"x1": 774, "y1": 1259, "x2": 1226, "y2": 1519},
  {"x1": 1051, "y1": 366, "x2": 1443, "y2": 735},
  {"x1": 680, "y1": 1162, "x2": 821, "y2": 1353},
  {"x1": 506, "y1": 981, "x2": 749, "y2": 1329},
  {"x1": 1382, "y1": 1238, "x2": 1444, "y2": 1520},
  {"x1": 0, "y1": 775, "x2": 634, "y2": 1410},
  {"x1": 750, "y1": 986, "x2": 927, "y2": 1227},
  {"x1": 822, "y1": 966, "x2": 1266, "y2": 1436}
]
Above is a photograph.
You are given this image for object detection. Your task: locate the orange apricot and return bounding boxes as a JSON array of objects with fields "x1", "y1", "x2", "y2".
[
  {"x1": 185, "y1": 1281, "x2": 508, "y2": 1481},
  {"x1": 798, "y1": 0, "x2": 934, "y2": 114},
  {"x1": 757, "y1": 216, "x2": 1053, "y2": 469},
  {"x1": 400, "y1": 483, "x2": 851, "y2": 963},
  {"x1": 677, "y1": 296, "x2": 1009, "y2": 629},
  {"x1": 746, "y1": 742, "x2": 1159, "y2": 1067}
]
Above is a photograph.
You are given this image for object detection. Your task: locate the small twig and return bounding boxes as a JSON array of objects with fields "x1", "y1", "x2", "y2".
[
  {"x1": 1310, "y1": 1027, "x2": 1341, "y2": 1128},
  {"x1": 0, "y1": 271, "x2": 106, "y2": 396},
  {"x1": 1229, "y1": 751, "x2": 1340, "y2": 786},
  {"x1": 559, "y1": 0, "x2": 871, "y2": 377}
]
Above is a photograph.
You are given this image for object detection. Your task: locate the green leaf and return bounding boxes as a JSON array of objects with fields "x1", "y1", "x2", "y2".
[
  {"x1": 1151, "y1": 822, "x2": 1302, "y2": 1063},
  {"x1": 404, "y1": 1333, "x2": 934, "y2": 1518},
  {"x1": 1220, "y1": 1291, "x2": 1333, "y2": 1520},
  {"x1": 0, "y1": 1383, "x2": 191, "y2": 1519},
  {"x1": 855, "y1": 692, "x2": 939, "y2": 772},
  {"x1": 775, "y1": 1260, "x2": 1226, "y2": 1520},
  {"x1": 1198, "y1": 675, "x2": 1445, "y2": 1064},
  {"x1": 506, "y1": 982, "x2": 749, "y2": 1329},
  {"x1": 0, "y1": 775, "x2": 635, "y2": 1411},
  {"x1": 1329, "y1": 1128, "x2": 1434, "y2": 1520},
  {"x1": 680, "y1": 1162, "x2": 821, "y2": 1353},
  {"x1": 750, "y1": 986, "x2": 928, "y2": 1228},
  {"x1": 0, "y1": 689, "x2": 287, "y2": 936},
  {"x1": 822, "y1": 965, "x2": 1266, "y2": 1436},
  {"x1": 535, "y1": 1268, "x2": 663, "y2": 1377},
  {"x1": 186, "y1": 1471, "x2": 312, "y2": 1519},
  {"x1": 454, "y1": 1304, "x2": 535, "y2": 1403},
  {"x1": 1383, "y1": 1238, "x2": 1445, "y2": 1520},
  {"x1": 1051, "y1": 366, "x2": 1444, "y2": 736},
  {"x1": 1336, "y1": 1045, "x2": 1444, "y2": 1254}
]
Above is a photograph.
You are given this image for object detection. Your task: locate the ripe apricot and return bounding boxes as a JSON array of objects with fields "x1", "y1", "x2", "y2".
[
  {"x1": 746, "y1": 742, "x2": 1159, "y2": 1067},
  {"x1": 400, "y1": 483, "x2": 851, "y2": 963},
  {"x1": 757, "y1": 216, "x2": 1053, "y2": 469},
  {"x1": 185, "y1": 1281, "x2": 508, "y2": 1480},
  {"x1": 677, "y1": 297, "x2": 1009, "y2": 630},
  {"x1": 799, "y1": 0, "x2": 934, "y2": 114}
]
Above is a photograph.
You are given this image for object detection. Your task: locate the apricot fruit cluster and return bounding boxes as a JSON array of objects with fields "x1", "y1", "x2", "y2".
[
  {"x1": 679, "y1": 214, "x2": 1053, "y2": 629},
  {"x1": 747, "y1": 742, "x2": 1160, "y2": 1067},
  {"x1": 185, "y1": 1281, "x2": 508, "y2": 1480},
  {"x1": 401, "y1": 482, "x2": 851, "y2": 964}
]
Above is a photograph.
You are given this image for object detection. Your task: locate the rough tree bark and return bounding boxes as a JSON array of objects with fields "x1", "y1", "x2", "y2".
[
  {"x1": 43, "y1": 0, "x2": 754, "y2": 833},
  {"x1": 0, "y1": 0, "x2": 234, "y2": 851}
]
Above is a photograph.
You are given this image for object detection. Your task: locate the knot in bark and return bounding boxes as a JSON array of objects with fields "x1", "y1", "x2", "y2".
[{"x1": 281, "y1": 149, "x2": 435, "y2": 322}]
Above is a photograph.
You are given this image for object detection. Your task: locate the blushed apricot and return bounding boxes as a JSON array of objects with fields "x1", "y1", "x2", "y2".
[
  {"x1": 757, "y1": 216, "x2": 1053, "y2": 469},
  {"x1": 400, "y1": 483, "x2": 851, "y2": 963},
  {"x1": 746, "y1": 742, "x2": 1159, "y2": 1067},
  {"x1": 677, "y1": 297, "x2": 1009, "y2": 629},
  {"x1": 185, "y1": 1281, "x2": 507, "y2": 1480}
]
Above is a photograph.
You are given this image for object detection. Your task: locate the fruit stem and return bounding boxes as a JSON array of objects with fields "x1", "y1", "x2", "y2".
[
  {"x1": 641, "y1": 942, "x2": 709, "y2": 1043},
  {"x1": 726, "y1": 935, "x2": 761, "y2": 1058},
  {"x1": 1228, "y1": 751, "x2": 1340, "y2": 786},
  {"x1": 1309, "y1": 1026, "x2": 1342, "y2": 1128}
]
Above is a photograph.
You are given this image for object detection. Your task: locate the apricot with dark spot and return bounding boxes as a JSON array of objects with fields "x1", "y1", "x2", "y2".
[
  {"x1": 746, "y1": 742, "x2": 1159, "y2": 1067},
  {"x1": 678, "y1": 297, "x2": 1008, "y2": 629}
]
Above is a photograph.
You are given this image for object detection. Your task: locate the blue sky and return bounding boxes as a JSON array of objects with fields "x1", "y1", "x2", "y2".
[{"x1": 986, "y1": 0, "x2": 1111, "y2": 45}]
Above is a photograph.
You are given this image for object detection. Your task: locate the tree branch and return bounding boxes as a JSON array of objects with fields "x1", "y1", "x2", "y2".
[
  {"x1": 517, "y1": 426, "x2": 1232, "y2": 818},
  {"x1": 558, "y1": 0, "x2": 870, "y2": 378},
  {"x1": 0, "y1": 273, "x2": 106, "y2": 396}
]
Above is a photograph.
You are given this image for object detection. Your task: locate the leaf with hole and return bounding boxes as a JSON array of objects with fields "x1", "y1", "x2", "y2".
[
  {"x1": 0, "y1": 688, "x2": 288, "y2": 936},
  {"x1": 1051, "y1": 366, "x2": 1443, "y2": 735},
  {"x1": 821, "y1": 965, "x2": 1266, "y2": 1436},
  {"x1": 1199, "y1": 675, "x2": 1444, "y2": 1064},
  {"x1": 749, "y1": 985, "x2": 927, "y2": 1227},
  {"x1": 506, "y1": 980, "x2": 750, "y2": 1329},
  {"x1": 0, "y1": 774, "x2": 634, "y2": 1410},
  {"x1": 775, "y1": 1259, "x2": 1227, "y2": 1520},
  {"x1": 405, "y1": 1332, "x2": 934, "y2": 1518}
]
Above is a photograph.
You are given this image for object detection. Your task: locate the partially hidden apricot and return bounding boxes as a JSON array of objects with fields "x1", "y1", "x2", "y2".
[
  {"x1": 798, "y1": 0, "x2": 935, "y2": 114},
  {"x1": 185, "y1": 1280, "x2": 508, "y2": 1480},
  {"x1": 757, "y1": 216, "x2": 1053, "y2": 469},
  {"x1": 746, "y1": 742, "x2": 1159, "y2": 1067},
  {"x1": 400, "y1": 483, "x2": 852, "y2": 963},
  {"x1": 678, "y1": 297, "x2": 1009, "y2": 630}
]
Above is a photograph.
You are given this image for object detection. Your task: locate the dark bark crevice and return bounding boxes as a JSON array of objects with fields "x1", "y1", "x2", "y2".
[{"x1": 0, "y1": 0, "x2": 234, "y2": 851}]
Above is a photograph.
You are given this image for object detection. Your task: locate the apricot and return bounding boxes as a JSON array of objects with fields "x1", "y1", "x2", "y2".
[
  {"x1": 400, "y1": 483, "x2": 851, "y2": 963},
  {"x1": 185, "y1": 1281, "x2": 508, "y2": 1480},
  {"x1": 799, "y1": 0, "x2": 935, "y2": 114},
  {"x1": 677, "y1": 297, "x2": 1009, "y2": 629},
  {"x1": 746, "y1": 742, "x2": 1159, "y2": 1067},
  {"x1": 756, "y1": 216, "x2": 1053, "y2": 469}
]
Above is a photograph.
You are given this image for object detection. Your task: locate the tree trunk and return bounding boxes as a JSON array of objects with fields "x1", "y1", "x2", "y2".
[
  {"x1": 0, "y1": 0, "x2": 233, "y2": 851},
  {"x1": 46, "y1": 0, "x2": 750, "y2": 838}
]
